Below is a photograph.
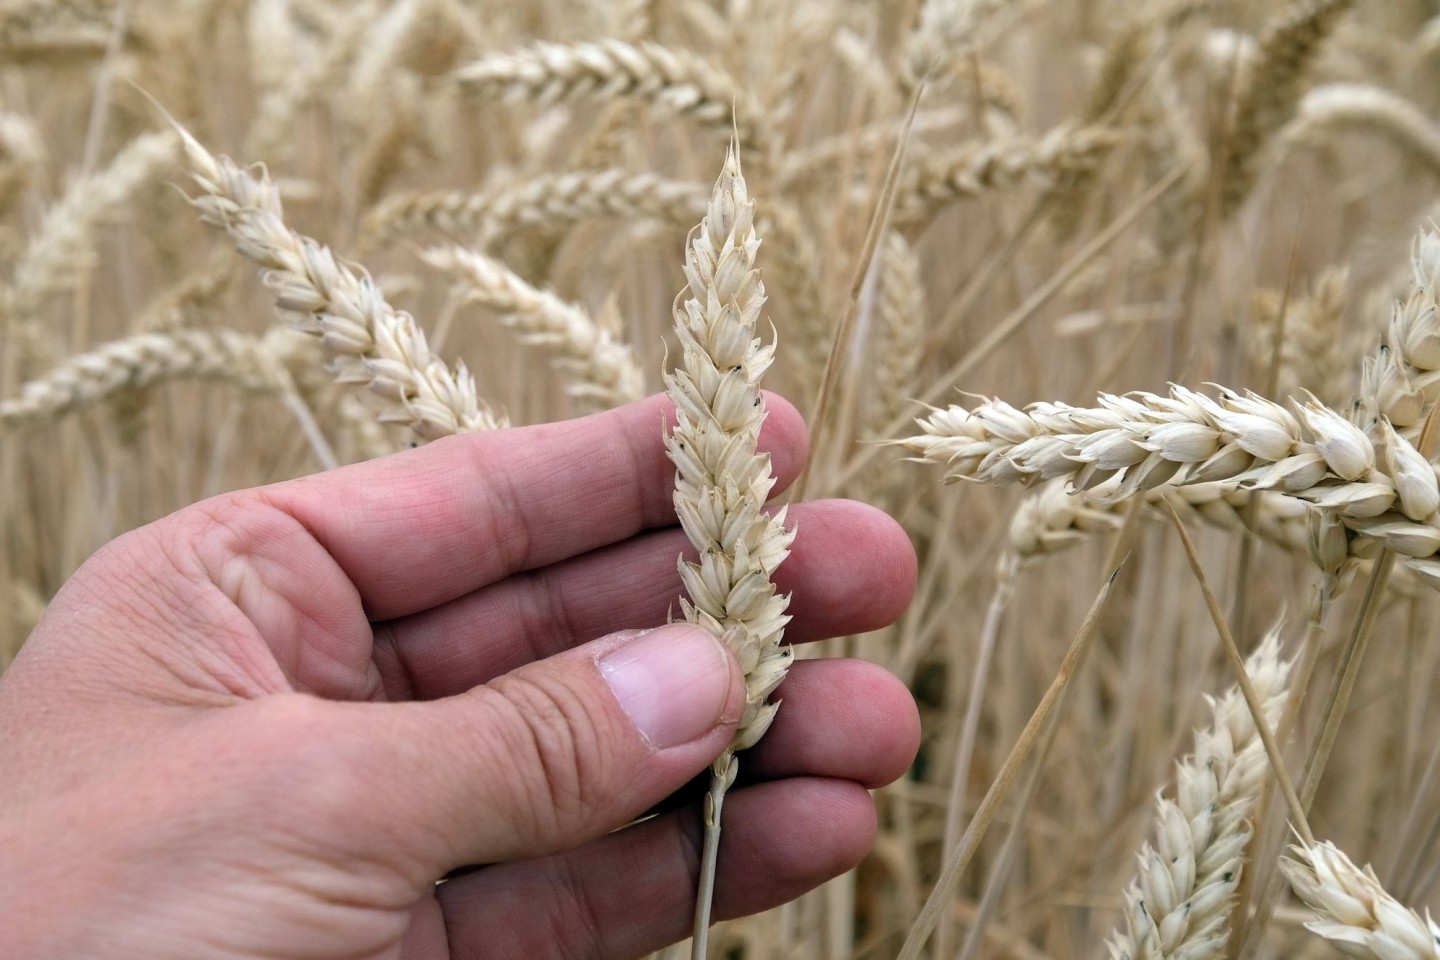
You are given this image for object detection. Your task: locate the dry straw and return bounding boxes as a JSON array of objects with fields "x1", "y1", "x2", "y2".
[
  {"x1": 1281, "y1": 839, "x2": 1440, "y2": 959},
  {"x1": 663, "y1": 145, "x2": 792, "y2": 957},
  {"x1": 177, "y1": 124, "x2": 504, "y2": 441},
  {"x1": 1107, "y1": 629, "x2": 1292, "y2": 959}
]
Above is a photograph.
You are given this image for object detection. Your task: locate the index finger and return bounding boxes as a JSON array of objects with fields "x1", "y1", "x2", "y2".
[{"x1": 261, "y1": 392, "x2": 809, "y2": 620}]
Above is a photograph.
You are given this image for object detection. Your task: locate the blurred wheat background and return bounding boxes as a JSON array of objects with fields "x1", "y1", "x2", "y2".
[{"x1": 4, "y1": 0, "x2": 1440, "y2": 957}]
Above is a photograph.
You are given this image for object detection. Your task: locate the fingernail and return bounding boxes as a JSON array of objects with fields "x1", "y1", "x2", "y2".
[{"x1": 599, "y1": 625, "x2": 732, "y2": 749}]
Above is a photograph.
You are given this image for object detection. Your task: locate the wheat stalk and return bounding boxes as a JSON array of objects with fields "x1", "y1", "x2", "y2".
[
  {"x1": 421, "y1": 244, "x2": 645, "y2": 410},
  {"x1": 176, "y1": 124, "x2": 503, "y2": 441},
  {"x1": 364, "y1": 169, "x2": 708, "y2": 246},
  {"x1": 1281, "y1": 839, "x2": 1440, "y2": 959},
  {"x1": 1108, "y1": 628, "x2": 1293, "y2": 960},
  {"x1": 664, "y1": 145, "x2": 793, "y2": 959},
  {"x1": 453, "y1": 39, "x2": 767, "y2": 149}
]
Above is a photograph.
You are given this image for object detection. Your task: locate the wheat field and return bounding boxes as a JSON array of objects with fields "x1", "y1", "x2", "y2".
[{"x1": 5, "y1": 0, "x2": 1440, "y2": 957}]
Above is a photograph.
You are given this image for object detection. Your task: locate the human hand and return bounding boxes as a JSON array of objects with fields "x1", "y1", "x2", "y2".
[{"x1": 0, "y1": 392, "x2": 918, "y2": 959}]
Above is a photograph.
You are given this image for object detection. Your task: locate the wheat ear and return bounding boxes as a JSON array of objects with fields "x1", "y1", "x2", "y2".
[
  {"x1": 894, "y1": 125, "x2": 1120, "y2": 225},
  {"x1": 364, "y1": 169, "x2": 708, "y2": 246},
  {"x1": 665, "y1": 146, "x2": 793, "y2": 959},
  {"x1": 896, "y1": 384, "x2": 1440, "y2": 581},
  {"x1": 453, "y1": 39, "x2": 766, "y2": 149},
  {"x1": 0, "y1": 328, "x2": 285, "y2": 428},
  {"x1": 176, "y1": 124, "x2": 503, "y2": 441},
  {"x1": 1107, "y1": 629, "x2": 1293, "y2": 960},
  {"x1": 5, "y1": 131, "x2": 176, "y2": 329},
  {"x1": 421, "y1": 244, "x2": 645, "y2": 410},
  {"x1": 1281, "y1": 839, "x2": 1440, "y2": 959}
]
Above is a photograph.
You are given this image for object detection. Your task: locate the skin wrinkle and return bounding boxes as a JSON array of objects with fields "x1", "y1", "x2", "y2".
[
  {"x1": 183, "y1": 494, "x2": 376, "y2": 700},
  {"x1": 470, "y1": 676, "x2": 589, "y2": 853}
]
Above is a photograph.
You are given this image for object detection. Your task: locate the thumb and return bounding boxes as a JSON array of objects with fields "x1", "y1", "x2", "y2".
[{"x1": 352, "y1": 623, "x2": 743, "y2": 874}]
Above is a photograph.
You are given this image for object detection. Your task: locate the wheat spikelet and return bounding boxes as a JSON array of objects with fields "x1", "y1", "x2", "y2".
[
  {"x1": 453, "y1": 39, "x2": 767, "y2": 149},
  {"x1": 1281, "y1": 839, "x2": 1440, "y2": 959},
  {"x1": 894, "y1": 125, "x2": 1121, "y2": 225},
  {"x1": 1108, "y1": 629, "x2": 1293, "y2": 960},
  {"x1": 421, "y1": 244, "x2": 645, "y2": 410},
  {"x1": 177, "y1": 124, "x2": 503, "y2": 441},
  {"x1": 0, "y1": 328, "x2": 285, "y2": 428},
  {"x1": 4, "y1": 131, "x2": 176, "y2": 330},
  {"x1": 1218, "y1": 0, "x2": 1357, "y2": 218},
  {"x1": 364, "y1": 169, "x2": 708, "y2": 246},
  {"x1": 1279, "y1": 84, "x2": 1440, "y2": 180},
  {"x1": 1353, "y1": 227, "x2": 1440, "y2": 442},
  {"x1": 664, "y1": 146, "x2": 792, "y2": 955}
]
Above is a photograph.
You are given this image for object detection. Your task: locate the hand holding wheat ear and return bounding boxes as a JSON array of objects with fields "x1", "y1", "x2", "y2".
[
  {"x1": 665, "y1": 146, "x2": 795, "y2": 957},
  {"x1": 0, "y1": 390, "x2": 919, "y2": 959}
]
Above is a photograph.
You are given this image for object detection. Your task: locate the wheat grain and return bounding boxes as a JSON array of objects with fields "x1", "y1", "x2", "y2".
[
  {"x1": 453, "y1": 39, "x2": 767, "y2": 149},
  {"x1": 1108, "y1": 628, "x2": 1293, "y2": 960},
  {"x1": 1281, "y1": 839, "x2": 1440, "y2": 959},
  {"x1": 421, "y1": 244, "x2": 645, "y2": 410},
  {"x1": 177, "y1": 124, "x2": 503, "y2": 440},
  {"x1": 364, "y1": 169, "x2": 708, "y2": 246}
]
